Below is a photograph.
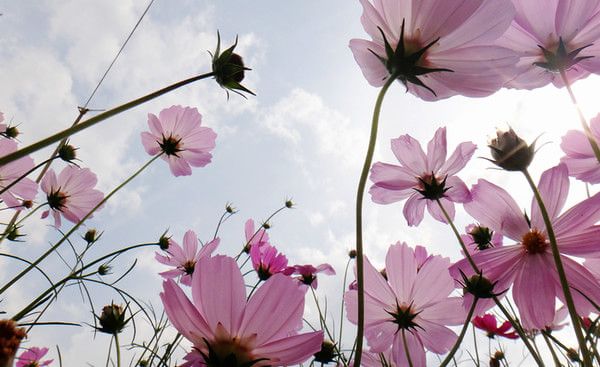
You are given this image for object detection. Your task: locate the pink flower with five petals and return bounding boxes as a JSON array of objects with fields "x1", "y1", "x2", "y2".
[
  {"x1": 16, "y1": 347, "x2": 53, "y2": 367},
  {"x1": 141, "y1": 105, "x2": 216, "y2": 177},
  {"x1": 498, "y1": 0, "x2": 600, "y2": 89},
  {"x1": 40, "y1": 166, "x2": 104, "y2": 227},
  {"x1": 345, "y1": 243, "x2": 464, "y2": 367},
  {"x1": 472, "y1": 314, "x2": 518, "y2": 339},
  {"x1": 369, "y1": 127, "x2": 475, "y2": 226},
  {"x1": 155, "y1": 230, "x2": 219, "y2": 286},
  {"x1": 350, "y1": 0, "x2": 517, "y2": 100},
  {"x1": 452, "y1": 164, "x2": 600, "y2": 329},
  {"x1": 160, "y1": 255, "x2": 323, "y2": 366},
  {"x1": 284, "y1": 263, "x2": 336, "y2": 289}
]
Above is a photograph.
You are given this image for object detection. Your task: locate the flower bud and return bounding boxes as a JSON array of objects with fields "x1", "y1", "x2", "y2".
[
  {"x1": 262, "y1": 222, "x2": 270, "y2": 230},
  {"x1": 567, "y1": 348, "x2": 580, "y2": 362},
  {"x1": 21, "y1": 200, "x2": 33, "y2": 209},
  {"x1": 6, "y1": 225, "x2": 25, "y2": 242},
  {"x1": 285, "y1": 199, "x2": 294, "y2": 209},
  {"x1": 469, "y1": 225, "x2": 494, "y2": 251},
  {"x1": 488, "y1": 128, "x2": 535, "y2": 171},
  {"x1": 158, "y1": 231, "x2": 171, "y2": 250},
  {"x1": 98, "y1": 264, "x2": 112, "y2": 276},
  {"x1": 84, "y1": 228, "x2": 100, "y2": 244},
  {"x1": 461, "y1": 271, "x2": 498, "y2": 299},
  {"x1": 313, "y1": 340, "x2": 337, "y2": 364},
  {"x1": 58, "y1": 143, "x2": 78, "y2": 163},
  {"x1": 3, "y1": 126, "x2": 19, "y2": 139},
  {"x1": 211, "y1": 32, "x2": 255, "y2": 97},
  {"x1": 348, "y1": 249, "x2": 357, "y2": 259},
  {"x1": 225, "y1": 202, "x2": 236, "y2": 214},
  {"x1": 97, "y1": 303, "x2": 128, "y2": 335}
]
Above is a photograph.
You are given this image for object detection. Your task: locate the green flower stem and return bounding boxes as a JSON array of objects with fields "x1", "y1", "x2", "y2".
[
  {"x1": 0, "y1": 154, "x2": 161, "y2": 296},
  {"x1": 310, "y1": 287, "x2": 346, "y2": 366},
  {"x1": 114, "y1": 332, "x2": 122, "y2": 367},
  {"x1": 541, "y1": 332, "x2": 563, "y2": 367},
  {"x1": 435, "y1": 199, "x2": 545, "y2": 366},
  {"x1": 559, "y1": 69, "x2": 600, "y2": 163},
  {"x1": 0, "y1": 72, "x2": 215, "y2": 167},
  {"x1": 522, "y1": 169, "x2": 592, "y2": 366},
  {"x1": 353, "y1": 73, "x2": 397, "y2": 367},
  {"x1": 439, "y1": 298, "x2": 478, "y2": 367},
  {"x1": 12, "y1": 242, "x2": 156, "y2": 321}
]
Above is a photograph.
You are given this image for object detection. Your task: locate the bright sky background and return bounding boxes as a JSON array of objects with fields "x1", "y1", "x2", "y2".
[{"x1": 1, "y1": 0, "x2": 600, "y2": 365}]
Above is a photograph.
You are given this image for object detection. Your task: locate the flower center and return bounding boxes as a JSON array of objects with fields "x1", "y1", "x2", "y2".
[
  {"x1": 522, "y1": 229, "x2": 548, "y2": 254},
  {"x1": 47, "y1": 189, "x2": 67, "y2": 210},
  {"x1": 415, "y1": 172, "x2": 448, "y2": 200},
  {"x1": 203, "y1": 335, "x2": 265, "y2": 367},
  {"x1": 388, "y1": 302, "x2": 420, "y2": 331},
  {"x1": 182, "y1": 260, "x2": 196, "y2": 275},
  {"x1": 159, "y1": 135, "x2": 182, "y2": 156},
  {"x1": 534, "y1": 37, "x2": 593, "y2": 72}
]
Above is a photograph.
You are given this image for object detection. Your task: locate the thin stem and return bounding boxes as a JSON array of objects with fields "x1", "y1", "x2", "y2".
[
  {"x1": 353, "y1": 73, "x2": 396, "y2": 367},
  {"x1": 436, "y1": 199, "x2": 545, "y2": 366},
  {"x1": 439, "y1": 298, "x2": 478, "y2": 367},
  {"x1": 472, "y1": 325, "x2": 480, "y2": 367},
  {"x1": 309, "y1": 287, "x2": 346, "y2": 365},
  {"x1": 12, "y1": 242, "x2": 156, "y2": 321},
  {"x1": 338, "y1": 257, "x2": 352, "y2": 365},
  {"x1": 542, "y1": 332, "x2": 563, "y2": 367},
  {"x1": 0, "y1": 154, "x2": 161, "y2": 296},
  {"x1": 559, "y1": 69, "x2": 600, "y2": 163},
  {"x1": 522, "y1": 169, "x2": 591, "y2": 366},
  {"x1": 114, "y1": 332, "x2": 122, "y2": 367},
  {"x1": 0, "y1": 72, "x2": 215, "y2": 166}
]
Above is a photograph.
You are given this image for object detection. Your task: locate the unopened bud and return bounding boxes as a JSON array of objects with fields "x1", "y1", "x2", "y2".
[
  {"x1": 313, "y1": 340, "x2": 337, "y2": 364},
  {"x1": 21, "y1": 200, "x2": 33, "y2": 209},
  {"x1": 84, "y1": 228, "x2": 100, "y2": 244},
  {"x1": 97, "y1": 303, "x2": 128, "y2": 335},
  {"x1": 4, "y1": 126, "x2": 19, "y2": 139},
  {"x1": 488, "y1": 128, "x2": 535, "y2": 171},
  {"x1": 58, "y1": 144, "x2": 78, "y2": 162},
  {"x1": 348, "y1": 249, "x2": 357, "y2": 259},
  {"x1": 262, "y1": 222, "x2": 270, "y2": 230},
  {"x1": 285, "y1": 199, "x2": 294, "y2": 208},
  {"x1": 98, "y1": 264, "x2": 111, "y2": 276}
]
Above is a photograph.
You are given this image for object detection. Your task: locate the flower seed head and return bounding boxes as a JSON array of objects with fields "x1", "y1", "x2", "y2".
[
  {"x1": 211, "y1": 32, "x2": 255, "y2": 98},
  {"x1": 97, "y1": 303, "x2": 128, "y2": 335},
  {"x1": 58, "y1": 144, "x2": 78, "y2": 163}
]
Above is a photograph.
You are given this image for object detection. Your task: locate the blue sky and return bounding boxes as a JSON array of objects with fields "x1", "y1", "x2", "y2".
[{"x1": 1, "y1": 0, "x2": 599, "y2": 365}]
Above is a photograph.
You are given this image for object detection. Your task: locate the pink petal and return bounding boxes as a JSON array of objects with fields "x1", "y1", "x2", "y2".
[
  {"x1": 392, "y1": 330, "x2": 426, "y2": 367},
  {"x1": 403, "y1": 193, "x2": 426, "y2": 227},
  {"x1": 166, "y1": 155, "x2": 192, "y2": 177},
  {"x1": 239, "y1": 274, "x2": 305, "y2": 345},
  {"x1": 386, "y1": 242, "x2": 417, "y2": 301},
  {"x1": 465, "y1": 179, "x2": 528, "y2": 241},
  {"x1": 391, "y1": 135, "x2": 428, "y2": 176},
  {"x1": 512, "y1": 254, "x2": 556, "y2": 330},
  {"x1": 439, "y1": 141, "x2": 477, "y2": 176},
  {"x1": 253, "y1": 331, "x2": 324, "y2": 366},
  {"x1": 182, "y1": 230, "x2": 199, "y2": 259},
  {"x1": 444, "y1": 176, "x2": 471, "y2": 203},
  {"x1": 426, "y1": 127, "x2": 447, "y2": 173},
  {"x1": 362, "y1": 255, "x2": 396, "y2": 306},
  {"x1": 192, "y1": 256, "x2": 246, "y2": 335},
  {"x1": 530, "y1": 164, "x2": 569, "y2": 230},
  {"x1": 348, "y1": 39, "x2": 388, "y2": 88},
  {"x1": 556, "y1": 256, "x2": 600, "y2": 317},
  {"x1": 160, "y1": 279, "x2": 212, "y2": 344},
  {"x1": 426, "y1": 198, "x2": 454, "y2": 224},
  {"x1": 140, "y1": 132, "x2": 161, "y2": 156},
  {"x1": 416, "y1": 319, "x2": 457, "y2": 354},
  {"x1": 554, "y1": 191, "x2": 600, "y2": 235},
  {"x1": 412, "y1": 255, "x2": 454, "y2": 308}
]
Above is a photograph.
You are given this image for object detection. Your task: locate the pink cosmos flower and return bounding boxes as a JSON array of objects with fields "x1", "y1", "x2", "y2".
[
  {"x1": 155, "y1": 230, "x2": 219, "y2": 286},
  {"x1": 461, "y1": 223, "x2": 503, "y2": 256},
  {"x1": 472, "y1": 314, "x2": 518, "y2": 339},
  {"x1": 498, "y1": 0, "x2": 600, "y2": 89},
  {"x1": 40, "y1": 166, "x2": 104, "y2": 227},
  {"x1": 350, "y1": 0, "x2": 517, "y2": 100},
  {"x1": 140, "y1": 105, "x2": 216, "y2": 177},
  {"x1": 369, "y1": 127, "x2": 475, "y2": 226},
  {"x1": 345, "y1": 242, "x2": 464, "y2": 366},
  {"x1": 160, "y1": 255, "x2": 323, "y2": 366},
  {"x1": 560, "y1": 113, "x2": 600, "y2": 183},
  {"x1": 283, "y1": 263, "x2": 336, "y2": 289},
  {"x1": 244, "y1": 218, "x2": 270, "y2": 253},
  {"x1": 0, "y1": 139, "x2": 37, "y2": 209},
  {"x1": 452, "y1": 164, "x2": 600, "y2": 329},
  {"x1": 250, "y1": 243, "x2": 288, "y2": 281},
  {"x1": 16, "y1": 347, "x2": 53, "y2": 367}
]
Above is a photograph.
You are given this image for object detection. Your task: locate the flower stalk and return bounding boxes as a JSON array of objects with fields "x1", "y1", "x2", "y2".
[
  {"x1": 0, "y1": 154, "x2": 161, "y2": 296},
  {"x1": 439, "y1": 298, "x2": 478, "y2": 367},
  {"x1": 354, "y1": 72, "x2": 397, "y2": 367},
  {"x1": 522, "y1": 169, "x2": 592, "y2": 366},
  {"x1": 0, "y1": 72, "x2": 215, "y2": 167}
]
